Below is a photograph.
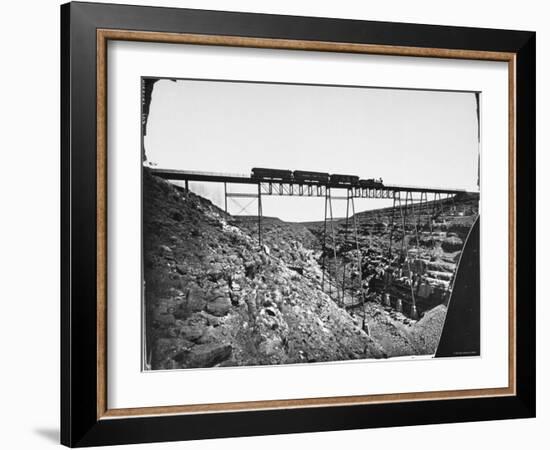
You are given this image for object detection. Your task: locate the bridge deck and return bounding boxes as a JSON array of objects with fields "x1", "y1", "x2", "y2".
[{"x1": 150, "y1": 168, "x2": 477, "y2": 196}]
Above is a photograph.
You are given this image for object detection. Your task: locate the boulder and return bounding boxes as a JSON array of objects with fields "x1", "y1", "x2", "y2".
[
  {"x1": 441, "y1": 236, "x2": 464, "y2": 252},
  {"x1": 258, "y1": 336, "x2": 284, "y2": 358},
  {"x1": 159, "y1": 244, "x2": 173, "y2": 254},
  {"x1": 197, "y1": 326, "x2": 216, "y2": 344},
  {"x1": 244, "y1": 260, "x2": 259, "y2": 279},
  {"x1": 207, "y1": 263, "x2": 225, "y2": 282},
  {"x1": 153, "y1": 337, "x2": 194, "y2": 369},
  {"x1": 170, "y1": 210, "x2": 184, "y2": 222},
  {"x1": 178, "y1": 323, "x2": 204, "y2": 342},
  {"x1": 187, "y1": 286, "x2": 207, "y2": 311},
  {"x1": 206, "y1": 296, "x2": 231, "y2": 316},
  {"x1": 175, "y1": 264, "x2": 187, "y2": 275},
  {"x1": 152, "y1": 309, "x2": 175, "y2": 325},
  {"x1": 173, "y1": 286, "x2": 206, "y2": 319},
  {"x1": 175, "y1": 343, "x2": 232, "y2": 368}
]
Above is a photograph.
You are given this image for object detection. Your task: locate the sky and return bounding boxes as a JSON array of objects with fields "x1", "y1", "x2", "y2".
[{"x1": 144, "y1": 79, "x2": 479, "y2": 222}]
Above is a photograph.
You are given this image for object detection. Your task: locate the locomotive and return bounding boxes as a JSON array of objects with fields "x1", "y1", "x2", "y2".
[
  {"x1": 358, "y1": 178, "x2": 384, "y2": 188},
  {"x1": 250, "y1": 168, "x2": 383, "y2": 188}
]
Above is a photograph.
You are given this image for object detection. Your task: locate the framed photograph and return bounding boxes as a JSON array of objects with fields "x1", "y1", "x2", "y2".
[{"x1": 61, "y1": 2, "x2": 535, "y2": 447}]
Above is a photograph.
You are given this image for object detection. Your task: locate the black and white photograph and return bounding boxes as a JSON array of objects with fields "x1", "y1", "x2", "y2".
[
  {"x1": 141, "y1": 77, "x2": 481, "y2": 371},
  {"x1": 0, "y1": 0, "x2": 541, "y2": 447}
]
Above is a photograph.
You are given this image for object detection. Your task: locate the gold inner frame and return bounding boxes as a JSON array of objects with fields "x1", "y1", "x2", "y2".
[{"x1": 96, "y1": 29, "x2": 517, "y2": 420}]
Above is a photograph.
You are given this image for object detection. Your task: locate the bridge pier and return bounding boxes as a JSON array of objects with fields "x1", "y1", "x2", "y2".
[
  {"x1": 257, "y1": 184, "x2": 262, "y2": 246},
  {"x1": 321, "y1": 192, "x2": 328, "y2": 292},
  {"x1": 340, "y1": 188, "x2": 364, "y2": 308},
  {"x1": 341, "y1": 190, "x2": 351, "y2": 303},
  {"x1": 224, "y1": 182, "x2": 227, "y2": 213},
  {"x1": 351, "y1": 192, "x2": 363, "y2": 312},
  {"x1": 396, "y1": 298, "x2": 403, "y2": 313}
]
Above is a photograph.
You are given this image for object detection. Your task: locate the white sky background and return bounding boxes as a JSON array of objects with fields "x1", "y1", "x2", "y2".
[{"x1": 144, "y1": 79, "x2": 479, "y2": 222}]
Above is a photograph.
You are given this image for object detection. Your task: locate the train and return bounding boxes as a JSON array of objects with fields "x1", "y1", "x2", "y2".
[{"x1": 251, "y1": 168, "x2": 383, "y2": 188}]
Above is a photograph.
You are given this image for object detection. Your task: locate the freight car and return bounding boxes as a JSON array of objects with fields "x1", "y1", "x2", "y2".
[
  {"x1": 293, "y1": 170, "x2": 330, "y2": 184},
  {"x1": 329, "y1": 174, "x2": 360, "y2": 186},
  {"x1": 251, "y1": 167, "x2": 293, "y2": 182}
]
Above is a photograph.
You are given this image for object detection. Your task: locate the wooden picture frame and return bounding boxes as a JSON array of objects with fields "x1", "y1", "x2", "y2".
[{"x1": 61, "y1": 1, "x2": 535, "y2": 447}]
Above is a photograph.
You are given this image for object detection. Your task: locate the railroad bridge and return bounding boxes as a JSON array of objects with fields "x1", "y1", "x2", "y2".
[{"x1": 150, "y1": 167, "x2": 478, "y2": 320}]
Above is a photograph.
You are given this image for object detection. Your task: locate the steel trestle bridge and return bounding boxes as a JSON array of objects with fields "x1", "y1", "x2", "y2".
[{"x1": 150, "y1": 167, "x2": 478, "y2": 318}]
